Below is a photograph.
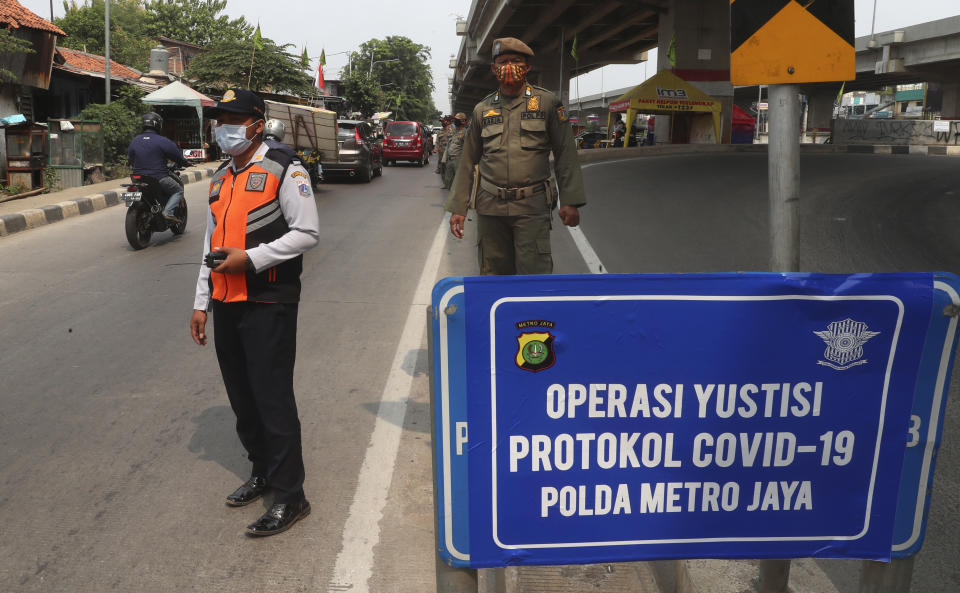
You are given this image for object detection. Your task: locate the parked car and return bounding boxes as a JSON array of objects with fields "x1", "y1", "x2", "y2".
[
  {"x1": 382, "y1": 121, "x2": 430, "y2": 167},
  {"x1": 322, "y1": 120, "x2": 382, "y2": 182}
]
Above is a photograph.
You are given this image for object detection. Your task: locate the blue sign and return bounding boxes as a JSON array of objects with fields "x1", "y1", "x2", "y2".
[
  {"x1": 891, "y1": 279, "x2": 960, "y2": 557},
  {"x1": 431, "y1": 273, "x2": 960, "y2": 567}
]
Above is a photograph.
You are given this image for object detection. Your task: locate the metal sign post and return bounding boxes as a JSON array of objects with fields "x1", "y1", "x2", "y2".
[{"x1": 767, "y1": 84, "x2": 800, "y2": 274}]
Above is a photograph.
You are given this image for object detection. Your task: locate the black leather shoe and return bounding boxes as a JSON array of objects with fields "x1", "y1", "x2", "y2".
[
  {"x1": 245, "y1": 499, "x2": 311, "y2": 536},
  {"x1": 225, "y1": 476, "x2": 268, "y2": 507}
]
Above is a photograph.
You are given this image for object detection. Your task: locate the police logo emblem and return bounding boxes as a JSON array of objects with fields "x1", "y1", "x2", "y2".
[
  {"x1": 245, "y1": 172, "x2": 267, "y2": 192},
  {"x1": 527, "y1": 96, "x2": 540, "y2": 112},
  {"x1": 814, "y1": 319, "x2": 880, "y2": 370},
  {"x1": 297, "y1": 181, "x2": 311, "y2": 197},
  {"x1": 222, "y1": 90, "x2": 237, "y2": 102},
  {"x1": 556, "y1": 106, "x2": 569, "y2": 122},
  {"x1": 514, "y1": 320, "x2": 557, "y2": 372}
]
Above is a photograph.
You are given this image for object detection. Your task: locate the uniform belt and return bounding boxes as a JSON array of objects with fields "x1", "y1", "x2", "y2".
[{"x1": 479, "y1": 177, "x2": 547, "y2": 201}]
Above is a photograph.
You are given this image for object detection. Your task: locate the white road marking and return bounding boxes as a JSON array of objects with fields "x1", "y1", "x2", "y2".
[
  {"x1": 567, "y1": 159, "x2": 627, "y2": 274},
  {"x1": 326, "y1": 213, "x2": 450, "y2": 593}
]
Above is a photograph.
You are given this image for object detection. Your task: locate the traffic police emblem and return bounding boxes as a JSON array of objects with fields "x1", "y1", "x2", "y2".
[
  {"x1": 245, "y1": 172, "x2": 267, "y2": 192},
  {"x1": 515, "y1": 320, "x2": 556, "y2": 372},
  {"x1": 814, "y1": 319, "x2": 880, "y2": 370}
]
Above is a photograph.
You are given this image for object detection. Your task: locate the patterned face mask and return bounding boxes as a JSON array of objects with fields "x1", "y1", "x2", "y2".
[{"x1": 495, "y1": 63, "x2": 530, "y2": 86}]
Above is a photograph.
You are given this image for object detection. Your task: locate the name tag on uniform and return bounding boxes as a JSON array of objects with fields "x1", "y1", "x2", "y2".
[
  {"x1": 246, "y1": 172, "x2": 267, "y2": 192},
  {"x1": 482, "y1": 115, "x2": 504, "y2": 126},
  {"x1": 209, "y1": 178, "x2": 224, "y2": 203},
  {"x1": 521, "y1": 111, "x2": 545, "y2": 120}
]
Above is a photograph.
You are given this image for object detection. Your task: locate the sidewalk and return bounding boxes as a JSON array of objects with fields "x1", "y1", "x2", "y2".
[{"x1": 0, "y1": 163, "x2": 222, "y2": 237}]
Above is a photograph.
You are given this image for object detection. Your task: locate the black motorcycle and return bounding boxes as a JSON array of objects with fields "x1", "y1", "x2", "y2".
[{"x1": 121, "y1": 165, "x2": 187, "y2": 250}]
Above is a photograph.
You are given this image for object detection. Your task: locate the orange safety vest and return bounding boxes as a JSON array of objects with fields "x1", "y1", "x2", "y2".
[{"x1": 207, "y1": 149, "x2": 303, "y2": 304}]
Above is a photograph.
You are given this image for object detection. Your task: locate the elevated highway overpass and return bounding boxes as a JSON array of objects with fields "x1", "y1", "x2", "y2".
[{"x1": 451, "y1": 2, "x2": 960, "y2": 143}]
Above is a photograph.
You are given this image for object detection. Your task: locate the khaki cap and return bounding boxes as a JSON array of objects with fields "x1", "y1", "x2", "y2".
[
  {"x1": 492, "y1": 37, "x2": 534, "y2": 59},
  {"x1": 454, "y1": 112, "x2": 467, "y2": 120}
]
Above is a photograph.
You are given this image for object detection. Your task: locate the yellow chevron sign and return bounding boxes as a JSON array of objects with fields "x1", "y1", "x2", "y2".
[{"x1": 731, "y1": 0, "x2": 855, "y2": 85}]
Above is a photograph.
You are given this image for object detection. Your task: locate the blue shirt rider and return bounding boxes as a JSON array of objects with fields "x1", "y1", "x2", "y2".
[{"x1": 127, "y1": 112, "x2": 190, "y2": 223}]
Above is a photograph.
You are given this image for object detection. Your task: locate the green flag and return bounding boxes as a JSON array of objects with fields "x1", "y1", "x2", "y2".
[
  {"x1": 570, "y1": 34, "x2": 579, "y2": 62},
  {"x1": 667, "y1": 33, "x2": 677, "y2": 68},
  {"x1": 301, "y1": 46, "x2": 310, "y2": 68},
  {"x1": 319, "y1": 48, "x2": 326, "y2": 66},
  {"x1": 835, "y1": 81, "x2": 846, "y2": 106},
  {"x1": 253, "y1": 24, "x2": 264, "y2": 51}
]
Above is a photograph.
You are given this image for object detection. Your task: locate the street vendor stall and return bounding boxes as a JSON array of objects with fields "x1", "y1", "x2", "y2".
[
  {"x1": 141, "y1": 81, "x2": 216, "y2": 161},
  {"x1": 607, "y1": 70, "x2": 722, "y2": 145}
]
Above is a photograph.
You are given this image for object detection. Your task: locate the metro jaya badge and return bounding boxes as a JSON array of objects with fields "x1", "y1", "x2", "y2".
[
  {"x1": 814, "y1": 318, "x2": 880, "y2": 370},
  {"x1": 515, "y1": 320, "x2": 556, "y2": 372}
]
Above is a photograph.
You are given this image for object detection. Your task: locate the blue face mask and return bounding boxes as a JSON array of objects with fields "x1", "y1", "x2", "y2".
[{"x1": 215, "y1": 121, "x2": 259, "y2": 156}]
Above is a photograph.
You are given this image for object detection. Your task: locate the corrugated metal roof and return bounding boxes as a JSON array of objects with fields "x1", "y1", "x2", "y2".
[
  {"x1": 55, "y1": 46, "x2": 142, "y2": 80},
  {"x1": 0, "y1": 0, "x2": 66, "y2": 36}
]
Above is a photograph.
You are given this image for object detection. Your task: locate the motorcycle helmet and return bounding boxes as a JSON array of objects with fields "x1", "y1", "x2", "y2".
[
  {"x1": 141, "y1": 111, "x2": 163, "y2": 132},
  {"x1": 264, "y1": 119, "x2": 286, "y2": 142}
]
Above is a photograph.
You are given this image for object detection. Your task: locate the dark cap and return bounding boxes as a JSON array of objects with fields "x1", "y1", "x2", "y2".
[
  {"x1": 492, "y1": 37, "x2": 534, "y2": 59},
  {"x1": 204, "y1": 88, "x2": 265, "y2": 119}
]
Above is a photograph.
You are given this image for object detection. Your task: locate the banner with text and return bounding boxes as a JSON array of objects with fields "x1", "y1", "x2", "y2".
[{"x1": 431, "y1": 273, "x2": 960, "y2": 567}]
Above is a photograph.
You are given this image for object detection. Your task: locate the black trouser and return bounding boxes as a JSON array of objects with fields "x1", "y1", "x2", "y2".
[{"x1": 212, "y1": 300, "x2": 305, "y2": 504}]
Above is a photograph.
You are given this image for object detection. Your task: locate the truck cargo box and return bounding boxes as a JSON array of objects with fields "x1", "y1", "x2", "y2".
[{"x1": 263, "y1": 100, "x2": 338, "y2": 161}]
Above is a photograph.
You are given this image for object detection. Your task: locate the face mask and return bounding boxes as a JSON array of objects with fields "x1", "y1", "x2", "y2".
[
  {"x1": 495, "y1": 63, "x2": 529, "y2": 87},
  {"x1": 215, "y1": 121, "x2": 258, "y2": 156}
]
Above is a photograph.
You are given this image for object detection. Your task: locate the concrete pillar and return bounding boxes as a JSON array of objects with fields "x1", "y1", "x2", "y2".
[
  {"x1": 940, "y1": 82, "x2": 960, "y2": 120},
  {"x1": 534, "y1": 27, "x2": 571, "y2": 104},
  {"x1": 657, "y1": 0, "x2": 734, "y2": 143},
  {"x1": 805, "y1": 88, "x2": 836, "y2": 144}
]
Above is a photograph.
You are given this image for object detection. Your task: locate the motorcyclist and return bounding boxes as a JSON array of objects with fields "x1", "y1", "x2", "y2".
[
  {"x1": 264, "y1": 119, "x2": 323, "y2": 185},
  {"x1": 127, "y1": 112, "x2": 190, "y2": 224}
]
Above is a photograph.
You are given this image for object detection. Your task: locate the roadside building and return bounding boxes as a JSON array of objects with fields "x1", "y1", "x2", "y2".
[{"x1": 0, "y1": 0, "x2": 65, "y2": 182}]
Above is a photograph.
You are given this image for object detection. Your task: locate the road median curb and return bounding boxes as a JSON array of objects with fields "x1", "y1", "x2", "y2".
[{"x1": 0, "y1": 165, "x2": 221, "y2": 238}]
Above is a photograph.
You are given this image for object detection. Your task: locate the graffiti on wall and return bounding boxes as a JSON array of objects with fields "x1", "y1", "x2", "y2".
[{"x1": 835, "y1": 119, "x2": 960, "y2": 145}]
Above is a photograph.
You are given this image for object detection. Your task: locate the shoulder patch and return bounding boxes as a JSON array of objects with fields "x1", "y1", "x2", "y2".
[
  {"x1": 245, "y1": 172, "x2": 268, "y2": 192},
  {"x1": 297, "y1": 181, "x2": 311, "y2": 197},
  {"x1": 556, "y1": 106, "x2": 569, "y2": 122},
  {"x1": 290, "y1": 170, "x2": 308, "y2": 180}
]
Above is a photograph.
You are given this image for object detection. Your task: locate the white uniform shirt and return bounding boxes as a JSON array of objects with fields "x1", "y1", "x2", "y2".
[{"x1": 193, "y1": 142, "x2": 320, "y2": 311}]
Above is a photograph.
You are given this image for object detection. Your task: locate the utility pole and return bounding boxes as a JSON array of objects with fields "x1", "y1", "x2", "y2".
[{"x1": 104, "y1": 0, "x2": 111, "y2": 104}]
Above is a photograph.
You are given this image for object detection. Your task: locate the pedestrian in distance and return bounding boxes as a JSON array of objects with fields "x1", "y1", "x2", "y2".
[
  {"x1": 435, "y1": 116, "x2": 452, "y2": 174},
  {"x1": 189, "y1": 88, "x2": 320, "y2": 537},
  {"x1": 444, "y1": 37, "x2": 586, "y2": 275},
  {"x1": 441, "y1": 113, "x2": 468, "y2": 190},
  {"x1": 127, "y1": 112, "x2": 191, "y2": 225}
]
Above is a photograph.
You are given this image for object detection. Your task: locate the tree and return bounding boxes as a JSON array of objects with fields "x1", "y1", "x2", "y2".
[
  {"x1": 345, "y1": 36, "x2": 436, "y2": 121},
  {"x1": 143, "y1": 0, "x2": 251, "y2": 47},
  {"x1": 56, "y1": 0, "x2": 152, "y2": 70},
  {"x1": 338, "y1": 69, "x2": 384, "y2": 118},
  {"x1": 184, "y1": 36, "x2": 313, "y2": 96},
  {"x1": 0, "y1": 29, "x2": 35, "y2": 83}
]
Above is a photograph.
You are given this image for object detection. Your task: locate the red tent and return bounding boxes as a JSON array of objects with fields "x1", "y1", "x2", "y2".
[{"x1": 731, "y1": 104, "x2": 756, "y2": 144}]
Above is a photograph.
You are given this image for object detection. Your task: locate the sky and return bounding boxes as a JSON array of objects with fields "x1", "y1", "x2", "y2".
[{"x1": 18, "y1": 0, "x2": 960, "y2": 111}]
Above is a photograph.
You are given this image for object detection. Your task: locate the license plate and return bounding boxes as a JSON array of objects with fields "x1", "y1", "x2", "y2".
[
  {"x1": 396, "y1": 141, "x2": 408, "y2": 147},
  {"x1": 121, "y1": 191, "x2": 142, "y2": 205}
]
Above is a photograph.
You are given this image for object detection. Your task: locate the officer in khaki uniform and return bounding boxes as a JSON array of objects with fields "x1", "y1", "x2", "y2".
[
  {"x1": 435, "y1": 116, "x2": 451, "y2": 174},
  {"x1": 441, "y1": 113, "x2": 468, "y2": 190},
  {"x1": 445, "y1": 37, "x2": 586, "y2": 275}
]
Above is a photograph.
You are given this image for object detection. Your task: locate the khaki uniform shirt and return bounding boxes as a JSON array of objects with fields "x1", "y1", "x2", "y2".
[
  {"x1": 443, "y1": 126, "x2": 467, "y2": 163},
  {"x1": 437, "y1": 127, "x2": 451, "y2": 156},
  {"x1": 445, "y1": 84, "x2": 586, "y2": 216}
]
